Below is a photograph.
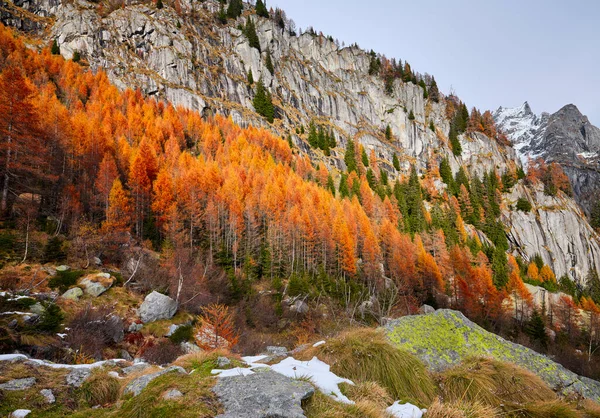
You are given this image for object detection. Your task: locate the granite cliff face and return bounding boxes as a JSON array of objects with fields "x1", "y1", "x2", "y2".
[
  {"x1": 2, "y1": 0, "x2": 600, "y2": 282},
  {"x1": 495, "y1": 102, "x2": 600, "y2": 216}
]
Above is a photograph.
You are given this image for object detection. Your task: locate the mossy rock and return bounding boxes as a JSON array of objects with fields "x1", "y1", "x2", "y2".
[{"x1": 384, "y1": 309, "x2": 600, "y2": 402}]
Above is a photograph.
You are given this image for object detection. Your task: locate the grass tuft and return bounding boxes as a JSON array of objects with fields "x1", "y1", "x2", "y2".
[
  {"x1": 297, "y1": 328, "x2": 436, "y2": 407},
  {"x1": 425, "y1": 398, "x2": 501, "y2": 418},
  {"x1": 80, "y1": 371, "x2": 120, "y2": 406},
  {"x1": 503, "y1": 400, "x2": 580, "y2": 418},
  {"x1": 439, "y1": 357, "x2": 556, "y2": 409}
]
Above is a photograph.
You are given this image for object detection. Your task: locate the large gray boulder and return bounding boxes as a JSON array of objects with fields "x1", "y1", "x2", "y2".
[
  {"x1": 78, "y1": 273, "x2": 114, "y2": 297},
  {"x1": 65, "y1": 369, "x2": 91, "y2": 387},
  {"x1": 385, "y1": 309, "x2": 600, "y2": 401},
  {"x1": 138, "y1": 291, "x2": 177, "y2": 323},
  {"x1": 61, "y1": 287, "x2": 83, "y2": 301},
  {"x1": 212, "y1": 369, "x2": 314, "y2": 418},
  {"x1": 0, "y1": 377, "x2": 36, "y2": 391},
  {"x1": 124, "y1": 366, "x2": 186, "y2": 396}
]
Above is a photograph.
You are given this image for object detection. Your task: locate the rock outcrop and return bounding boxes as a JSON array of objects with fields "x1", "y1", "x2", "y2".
[
  {"x1": 385, "y1": 309, "x2": 600, "y2": 401},
  {"x1": 124, "y1": 366, "x2": 186, "y2": 396},
  {"x1": 212, "y1": 368, "x2": 314, "y2": 418}
]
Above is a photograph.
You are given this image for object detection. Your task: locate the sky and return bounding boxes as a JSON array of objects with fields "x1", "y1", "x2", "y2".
[{"x1": 269, "y1": 0, "x2": 600, "y2": 125}]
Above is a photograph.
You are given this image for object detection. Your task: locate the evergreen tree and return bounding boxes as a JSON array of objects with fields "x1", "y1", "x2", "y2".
[
  {"x1": 525, "y1": 310, "x2": 548, "y2": 348},
  {"x1": 156, "y1": 0, "x2": 163, "y2": 9},
  {"x1": 419, "y1": 79, "x2": 428, "y2": 99},
  {"x1": 265, "y1": 49, "x2": 274, "y2": 75},
  {"x1": 368, "y1": 52, "x2": 381, "y2": 76},
  {"x1": 72, "y1": 50, "x2": 81, "y2": 63},
  {"x1": 429, "y1": 120, "x2": 435, "y2": 132},
  {"x1": 380, "y1": 170, "x2": 388, "y2": 186},
  {"x1": 227, "y1": 0, "x2": 243, "y2": 18},
  {"x1": 339, "y1": 172, "x2": 350, "y2": 198},
  {"x1": 492, "y1": 246, "x2": 509, "y2": 288},
  {"x1": 344, "y1": 140, "x2": 357, "y2": 173},
  {"x1": 328, "y1": 129, "x2": 336, "y2": 148},
  {"x1": 256, "y1": 0, "x2": 269, "y2": 18},
  {"x1": 326, "y1": 174, "x2": 336, "y2": 195},
  {"x1": 406, "y1": 165, "x2": 425, "y2": 234},
  {"x1": 429, "y1": 77, "x2": 440, "y2": 103},
  {"x1": 586, "y1": 269, "x2": 600, "y2": 305},
  {"x1": 361, "y1": 148, "x2": 369, "y2": 167},
  {"x1": 439, "y1": 157, "x2": 455, "y2": 194},
  {"x1": 366, "y1": 168, "x2": 377, "y2": 189},
  {"x1": 385, "y1": 124, "x2": 392, "y2": 141},
  {"x1": 308, "y1": 122, "x2": 318, "y2": 147},
  {"x1": 408, "y1": 110, "x2": 415, "y2": 120},
  {"x1": 392, "y1": 153, "x2": 400, "y2": 171},
  {"x1": 455, "y1": 166, "x2": 470, "y2": 192},
  {"x1": 252, "y1": 80, "x2": 274, "y2": 123},
  {"x1": 244, "y1": 17, "x2": 261, "y2": 51},
  {"x1": 51, "y1": 39, "x2": 60, "y2": 55},
  {"x1": 217, "y1": 5, "x2": 227, "y2": 24},
  {"x1": 247, "y1": 69, "x2": 254, "y2": 85},
  {"x1": 449, "y1": 125, "x2": 462, "y2": 156}
]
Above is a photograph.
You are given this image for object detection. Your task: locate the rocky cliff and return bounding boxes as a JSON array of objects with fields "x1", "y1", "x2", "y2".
[
  {"x1": 495, "y1": 102, "x2": 600, "y2": 216},
  {"x1": 3, "y1": 0, "x2": 600, "y2": 281}
]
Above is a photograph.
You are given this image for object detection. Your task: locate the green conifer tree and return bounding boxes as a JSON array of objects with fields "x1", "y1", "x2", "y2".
[
  {"x1": 253, "y1": 80, "x2": 274, "y2": 123},
  {"x1": 227, "y1": 0, "x2": 243, "y2": 18},
  {"x1": 392, "y1": 153, "x2": 400, "y2": 171},
  {"x1": 247, "y1": 69, "x2": 254, "y2": 85},
  {"x1": 361, "y1": 148, "x2": 369, "y2": 167},
  {"x1": 244, "y1": 17, "x2": 261, "y2": 51},
  {"x1": 339, "y1": 173, "x2": 350, "y2": 198},
  {"x1": 156, "y1": 0, "x2": 163, "y2": 9},
  {"x1": 385, "y1": 124, "x2": 392, "y2": 141},
  {"x1": 344, "y1": 140, "x2": 357, "y2": 173},
  {"x1": 265, "y1": 49, "x2": 274, "y2": 75},
  {"x1": 51, "y1": 39, "x2": 60, "y2": 55},
  {"x1": 256, "y1": 0, "x2": 269, "y2": 18}
]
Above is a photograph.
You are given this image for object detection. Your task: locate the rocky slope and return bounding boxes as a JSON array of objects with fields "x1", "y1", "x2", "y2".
[
  {"x1": 3, "y1": 0, "x2": 600, "y2": 281},
  {"x1": 495, "y1": 102, "x2": 600, "y2": 215}
]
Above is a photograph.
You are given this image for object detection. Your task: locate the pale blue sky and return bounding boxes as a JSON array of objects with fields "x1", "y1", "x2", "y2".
[{"x1": 269, "y1": 0, "x2": 600, "y2": 124}]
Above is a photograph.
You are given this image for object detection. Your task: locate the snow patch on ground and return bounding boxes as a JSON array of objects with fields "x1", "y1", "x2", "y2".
[
  {"x1": 312, "y1": 340, "x2": 326, "y2": 347},
  {"x1": 386, "y1": 401, "x2": 426, "y2": 418},
  {"x1": 0, "y1": 353, "x2": 121, "y2": 369}
]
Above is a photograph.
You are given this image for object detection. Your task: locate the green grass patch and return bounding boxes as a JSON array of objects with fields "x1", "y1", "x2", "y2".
[{"x1": 48, "y1": 270, "x2": 85, "y2": 293}]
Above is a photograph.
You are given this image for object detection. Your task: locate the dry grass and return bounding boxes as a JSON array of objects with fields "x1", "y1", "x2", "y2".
[
  {"x1": 503, "y1": 400, "x2": 581, "y2": 418},
  {"x1": 173, "y1": 348, "x2": 239, "y2": 372},
  {"x1": 425, "y1": 398, "x2": 501, "y2": 418},
  {"x1": 344, "y1": 381, "x2": 393, "y2": 410},
  {"x1": 297, "y1": 328, "x2": 436, "y2": 407},
  {"x1": 439, "y1": 357, "x2": 556, "y2": 409},
  {"x1": 304, "y1": 390, "x2": 389, "y2": 418},
  {"x1": 80, "y1": 369, "x2": 120, "y2": 406},
  {"x1": 582, "y1": 399, "x2": 600, "y2": 418}
]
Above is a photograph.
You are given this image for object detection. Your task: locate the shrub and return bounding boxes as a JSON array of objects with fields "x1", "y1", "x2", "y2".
[
  {"x1": 47, "y1": 269, "x2": 85, "y2": 293},
  {"x1": 81, "y1": 372, "x2": 120, "y2": 406},
  {"x1": 298, "y1": 328, "x2": 436, "y2": 407},
  {"x1": 516, "y1": 197, "x2": 532, "y2": 212},
  {"x1": 35, "y1": 303, "x2": 64, "y2": 333},
  {"x1": 287, "y1": 274, "x2": 310, "y2": 296},
  {"x1": 43, "y1": 236, "x2": 66, "y2": 263},
  {"x1": 72, "y1": 50, "x2": 81, "y2": 62},
  {"x1": 142, "y1": 338, "x2": 183, "y2": 365},
  {"x1": 169, "y1": 324, "x2": 193, "y2": 344},
  {"x1": 66, "y1": 304, "x2": 124, "y2": 359}
]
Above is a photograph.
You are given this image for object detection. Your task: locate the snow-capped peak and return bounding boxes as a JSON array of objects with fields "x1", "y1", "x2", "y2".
[{"x1": 493, "y1": 102, "x2": 547, "y2": 168}]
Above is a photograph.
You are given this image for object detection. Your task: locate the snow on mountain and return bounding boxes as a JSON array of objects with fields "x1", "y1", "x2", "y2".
[{"x1": 493, "y1": 102, "x2": 548, "y2": 168}]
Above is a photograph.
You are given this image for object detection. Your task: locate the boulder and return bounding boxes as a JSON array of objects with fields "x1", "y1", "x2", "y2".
[
  {"x1": 418, "y1": 304, "x2": 435, "y2": 315},
  {"x1": 56, "y1": 265, "x2": 70, "y2": 272},
  {"x1": 92, "y1": 256, "x2": 102, "y2": 266},
  {"x1": 124, "y1": 366, "x2": 186, "y2": 396},
  {"x1": 385, "y1": 309, "x2": 600, "y2": 402},
  {"x1": 0, "y1": 377, "x2": 36, "y2": 391},
  {"x1": 165, "y1": 323, "x2": 180, "y2": 337},
  {"x1": 216, "y1": 357, "x2": 231, "y2": 368},
  {"x1": 266, "y1": 346, "x2": 288, "y2": 357},
  {"x1": 122, "y1": 363, "x2": 151, "y2": 375},
  {"x1": 138, "y1": 291, "x2": 177, "y2": 323},
  {"x1": 65, "y1": 368, "x2": 91, "y2": 387},
  {"x1": 180, "y1": 341, "x2": 201, "y2": 354},
  {"x1": 61, "y1": 287, "x2": 83, "y2": 301},
  {"x1": 29, "y1": 303, "x2": 46, "y2": 315},
  {"x1": 128, "y1": 322, "x2": 143, "y2": 332},
  {"x1": 40, "y1": 389, "x2": 55, "y2": 404},
  {"x1": 79, "y1": 273, "x2": 114, "y2": 297},
  {"x1": 212, "y1": 369, "x2": 314, "y2": 418},
  {"x1": 162, "y1": 389, "x2": 183, "y2": 400}
]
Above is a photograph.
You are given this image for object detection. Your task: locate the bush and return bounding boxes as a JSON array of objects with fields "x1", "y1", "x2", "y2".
[
  {"x1": 169, "y1": 324, "x2": 193, "y2": 344},
  {"x1": 142, "y1": 338, "x2": 183, "y2": 365},
  {"x1": 47, "y1": 269, "x2": 85, "y2": 293},
  {"x1": 66, "y1": 304, "x2": 124, "y2": 359},
  {"x1": 35, "y1": 303, "x2": 64, "y2": 333},
  {"x1": 516, "y1": 197, "x2": 532, "y2": 212},
  {"x1": 43, "y1": 236, "x2": 67, "y2": 263},
  {"x1": 81, "y1": 372, "x2": 120, "y2": 406},
  {"x1": 287, "y1": 274, "x2": 309, "y2": 297}
]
